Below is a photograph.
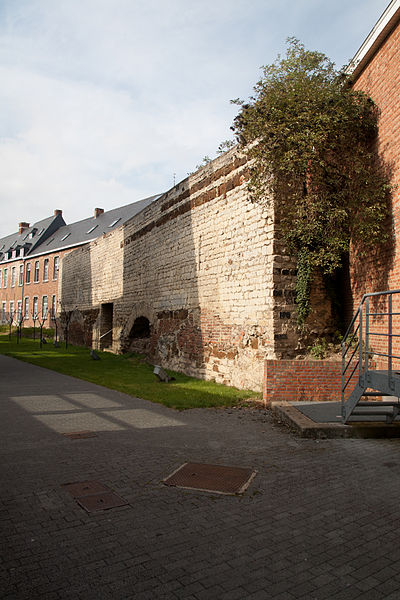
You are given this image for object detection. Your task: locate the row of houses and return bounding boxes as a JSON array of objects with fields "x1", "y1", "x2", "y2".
[
  {"x1": 1, "y1": 1, "x2": 399, "y2": 392},
  {"x1": 0, "y1": 197, "x2": 158, "y2": 326}
]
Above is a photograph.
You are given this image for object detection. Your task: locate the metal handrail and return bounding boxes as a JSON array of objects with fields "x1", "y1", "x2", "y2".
[
  {"x1": 341, "y1": 289, "x2": 400, "y2": 410},
  {"x1": 99, "y1": 328, "x2": 113, "y2": 340}
]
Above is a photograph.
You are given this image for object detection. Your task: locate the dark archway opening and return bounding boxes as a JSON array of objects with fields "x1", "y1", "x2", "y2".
[
  {"x1": 125, "y1": 316, "x2": 152, "y2": 355},
  {"x1": 130, "y1": 316, "x2": 150, "y2": 339}
]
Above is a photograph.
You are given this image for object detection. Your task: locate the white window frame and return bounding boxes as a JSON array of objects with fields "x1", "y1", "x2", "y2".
[
  {"x1": 53, "y1": 256, "x2": 59, "y2": 280},
  {"x1": 19, "y1": 264, "x2": 24, "y2": 286},
  {"x1": 42, "y1": 295, "x2": 48, "y2": 319},
  {"x1": 43, "y1": 258, "x2": 49, "y2": 282},
  {"x1": 33, "y1": 296, "x2": 38, "y2": 318},
  {"x1": 51, "y1": 295, "x2": 56, "y2": 318}
]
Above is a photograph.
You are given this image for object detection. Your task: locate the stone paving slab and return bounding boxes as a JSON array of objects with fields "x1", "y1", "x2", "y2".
[{"x1": 2, "y1": 355, "x2": 400, "y2": 599}]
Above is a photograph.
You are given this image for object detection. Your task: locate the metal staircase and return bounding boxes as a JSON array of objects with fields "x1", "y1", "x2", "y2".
[{"x1": 341, "y1": 289, "x2": 400, "y2": 424}]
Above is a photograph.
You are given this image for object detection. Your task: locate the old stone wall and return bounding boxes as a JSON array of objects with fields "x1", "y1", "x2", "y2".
[
  {"x1": 61, "y1": 148, "x2": 280, "y2": 390},
  {"x1": 60, "y1": 146, "x2": 335, "y2": 391},
  {"x1": 119, "y1": 148, "x2": 276, "y2": 390}
]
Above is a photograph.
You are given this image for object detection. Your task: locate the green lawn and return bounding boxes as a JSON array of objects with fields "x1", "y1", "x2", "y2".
[{"x1": 0, "y1": 335, "x2": 259, "y2": 409}]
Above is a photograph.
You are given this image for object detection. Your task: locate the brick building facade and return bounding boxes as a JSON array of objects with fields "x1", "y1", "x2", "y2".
[
  {"x1": 349, "y1": 1, "x2": 400, "y2": 306},
  {"x1": 0, "y1": 197, "x2": 158, "y2": 330}
]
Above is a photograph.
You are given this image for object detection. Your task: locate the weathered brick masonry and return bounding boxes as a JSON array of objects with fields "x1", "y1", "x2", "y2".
[
  {"x1": 263, "y1": 360, "x2": 342, "y2": 404},
  {"x1": 61, "y1": 149, "x2": 321, "y2": 390},
  {"x1": 60, "y1": 147, "x2": 336, "y2": 391},
  {"x1": 347, "y1": 10, "x2": 400, "y2": 370},
  {"x1": 350, "y1": 15, "x2": 400, "y2": 307}
]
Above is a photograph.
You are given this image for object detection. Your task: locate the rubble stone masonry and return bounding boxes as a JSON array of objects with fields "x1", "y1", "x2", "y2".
[{"x1": 61, "y1": 147, "x2": 334, "y2": 391}]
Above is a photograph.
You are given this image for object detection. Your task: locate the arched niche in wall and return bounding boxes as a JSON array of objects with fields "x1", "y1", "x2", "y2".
[{"x1": 120, "y1": 302, "x2": 155, "y2": 353}]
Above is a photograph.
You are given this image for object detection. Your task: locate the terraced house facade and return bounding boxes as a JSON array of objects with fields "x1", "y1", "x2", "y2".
[{"x1": 0, "y1": 197, "x2": 158, "y2": 329}]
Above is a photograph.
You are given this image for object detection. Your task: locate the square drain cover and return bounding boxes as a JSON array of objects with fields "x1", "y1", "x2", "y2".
[
  {"x1": 77, "y1": 491, "x2": 128, "y2": 513},
  {"x1": 63, "y1": 431, "x2": 97, "y2": 439},
  {"x1": 62, "y1": 480, "x2": 109, "y2": 498},
  {"x1": 163, "y1": 462, "x2": 257, "y2": 495},
  {"x1": 62, "y1": 480, "x2": 128, "y2": 513}
]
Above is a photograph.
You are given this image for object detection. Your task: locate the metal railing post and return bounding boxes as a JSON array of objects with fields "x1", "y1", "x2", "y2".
[
  {"x1": 365, "y1": 296, "x2": 370, "y2": 377},
  {"x1": 389, "y1": 293, "x2": 393, "y2": 389},
  {"x1": 359, "y1": 303, "x2": 363, "y2": 386},
  {"x1": 341, "y1": 339, "x2": 345, "y2": 417}
]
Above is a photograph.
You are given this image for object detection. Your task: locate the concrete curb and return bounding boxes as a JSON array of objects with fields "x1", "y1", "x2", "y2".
[{"x1": 271, "y1": 402, "x2": 400, "y2": 439}]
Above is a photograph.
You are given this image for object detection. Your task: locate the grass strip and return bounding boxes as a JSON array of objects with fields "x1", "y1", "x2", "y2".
[{"x1": 0, "y1": 335, "x2": 258, "y2": 409}]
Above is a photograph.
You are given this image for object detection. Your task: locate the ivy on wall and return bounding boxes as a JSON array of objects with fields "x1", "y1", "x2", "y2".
[{"x1": 231, "y1": 38, "x2": 392, "y2": 324}]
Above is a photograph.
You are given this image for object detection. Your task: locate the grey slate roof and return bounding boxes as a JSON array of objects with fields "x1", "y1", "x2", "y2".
[
  {"x1": 0, "y1": 213, "x2": 66, "y2": 263},
  {"x1": 0, "y1": 194, "x2": 161, "y2": 263}
]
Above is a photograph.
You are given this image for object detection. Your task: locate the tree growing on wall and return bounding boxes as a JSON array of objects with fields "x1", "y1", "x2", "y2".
[{"x1": 231, "y1": 38, "x2": 392, "y2": 324}]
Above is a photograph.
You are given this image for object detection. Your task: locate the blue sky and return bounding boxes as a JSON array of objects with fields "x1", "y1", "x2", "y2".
[{"x1": 0, "y1": 0, "x2": 390, "y2": 237}]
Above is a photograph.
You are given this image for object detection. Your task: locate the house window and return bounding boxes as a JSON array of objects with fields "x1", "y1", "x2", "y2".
[
  {"x1": 34, "y1": 261, "x2": 39, "y2": 282},
  {"x1": 33, "y1": 297, "x2": 38, "y2": 318},
  {"x1": 26, "y1": 262, "x2": 31, "y2": 284},
  {"x1": 53, "y1": 256, "x2": 59, "y2": 280},
  {"x1": 43, "y1": 258, "x2": 49, "y2": 281},
  {"x1": 9, "y1": 300, "x2": 14, "y2": 319},
  {"x1": 17, "y1": 301, "x2": 22, "y2": 321},
  {"x1": 19, "y1": 264, "x2": 24, "y2": 286},
  {"x1": 11, "y1": 267, "x2": 16, "y2": 287},
  {"x1": 0, "y1": 270, "x2": 2, "y2": 288},
  {"x1": 3, "y1": 268, "x2": 7, "y2": 288},
  {"x1": 24, "y1": 297, "x2": 29, "y2": 319},
  {"x1": 51, "y1": 295, "x2": 56, "y2": 318},
  {"x1": 42, "y1": 296, "x2": 48, "y2": 318},
  {"x1": 2, "y1": 302, "x2": 6, "y2": 323}
]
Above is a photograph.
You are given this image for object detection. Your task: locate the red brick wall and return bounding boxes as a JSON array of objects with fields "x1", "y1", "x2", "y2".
[
  {"x1": 263, "y1": 360, "x2": 342, "y2": 404},
  {"x1": 350, "y1": 19, "x2": 400, "y2": 307},
  {"x1": 0, "y1": 247, "x2": 72, "y2": 328}
]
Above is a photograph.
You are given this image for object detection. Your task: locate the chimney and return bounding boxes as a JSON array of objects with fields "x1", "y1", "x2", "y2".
[
  {"x1": 54, "y1": 209, "x2": 62, "y2": 217},
  {"x1": 94, "y1": 207, "x2": 104, "y2": 218},
  {"x1": 19, "y1": 222, "x2": 30, "y2": 235}
]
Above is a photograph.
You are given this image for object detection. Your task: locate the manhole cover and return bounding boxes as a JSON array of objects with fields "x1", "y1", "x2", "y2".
[
  {"x1": 76, "y1": 491, "x2": 128, "y2": 513},
  {"x1": 62, "y1": 431, "x2": 97, "y2": 439},
  {"x1": 61, "y1": 480, "x2": 129, "y2": 513},
  {"x1": 62, "y1": 480, "x2": 109, "y2": 498},
  {"x1": 163, "y1": 462, "x2": 257, "y2": 495}
]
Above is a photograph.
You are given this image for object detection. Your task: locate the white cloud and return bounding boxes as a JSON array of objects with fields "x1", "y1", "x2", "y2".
[{"x1": 0, "y1": 0, "x2": 390, "y2": 235}]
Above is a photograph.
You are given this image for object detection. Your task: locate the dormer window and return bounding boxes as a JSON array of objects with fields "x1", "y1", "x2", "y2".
[
  {"x1": 61, "y1": 232, "x2": 71, "y2": 241},
  {"x1": 86, "y1": 225, "x2": 98, "y2": 234},
  {"x1": 109, "y1": 218, "x2": 121, "y2": 227}
]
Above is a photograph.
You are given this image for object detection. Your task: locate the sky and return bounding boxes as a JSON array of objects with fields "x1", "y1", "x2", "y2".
[{"x1": 0, "y1": 0, "x2": 391, "y2": 237}]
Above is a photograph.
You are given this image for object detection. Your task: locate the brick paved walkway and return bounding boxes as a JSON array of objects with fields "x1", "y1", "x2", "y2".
[{"x1": 1, "y1": 354, "x2": 400, "y2": 599}]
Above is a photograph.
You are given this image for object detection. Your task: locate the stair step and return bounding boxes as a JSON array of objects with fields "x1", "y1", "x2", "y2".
[
  {"x1": 361, "y1": 392, "x2": 393, "y2": 397},
  {"x1": 357, "y1": 401, "x2": 400, "y2": 407},
  {"x1": 352, "y1": 409, "x2": 395, "y2": 416}
]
